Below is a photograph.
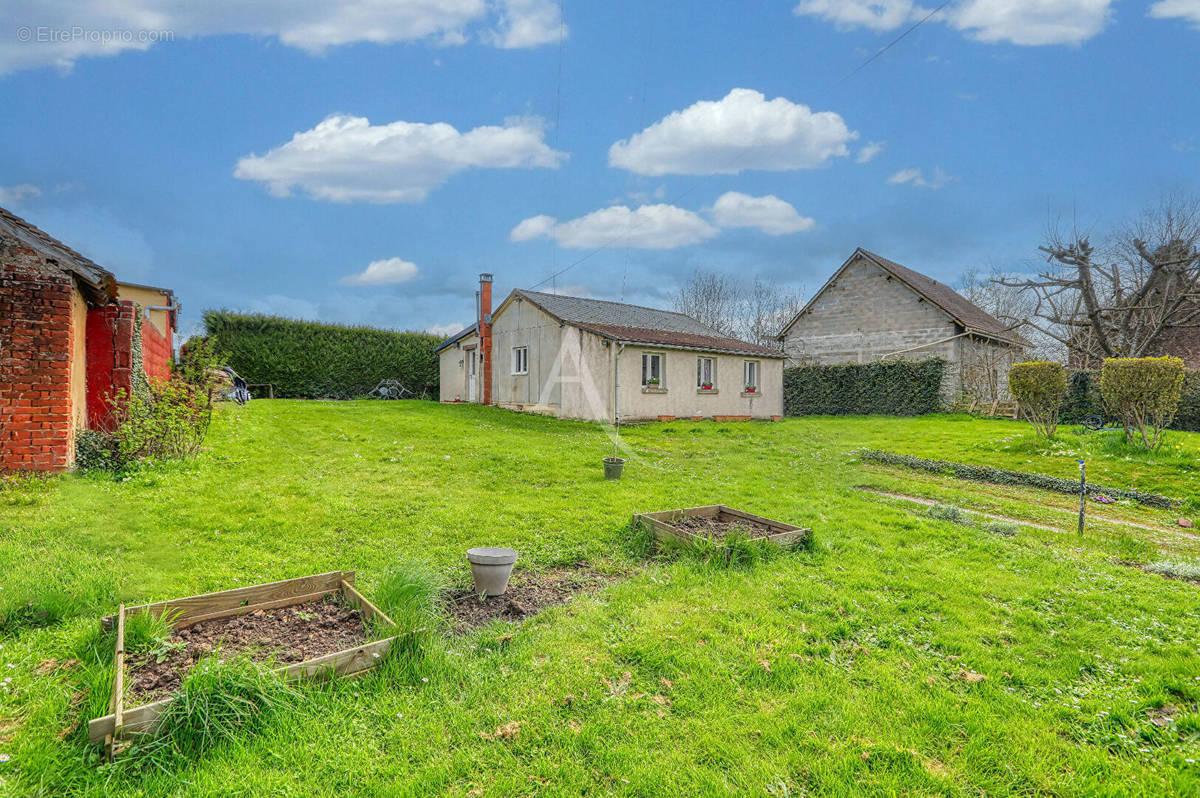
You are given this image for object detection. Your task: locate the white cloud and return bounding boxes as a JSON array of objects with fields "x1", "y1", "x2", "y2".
[
  {"x1": 509, "y1": 214, "x2": 558, "y2": 241},
  {"x1": 341, "y1": 257, "x2": 419, "y2": 286},
  {"x1": 709, "y1": 192, "x2": 814, "y2": 235},
  {"x1": 794, "y1": 0, "x2": 1115, "y2": 46},
  {"x1": 510, "y1": 204, "x2": 718, "y2": 249},
  {"x1": 0, "y1": 0, "x2": 571, "y2": 74},
  {"x1": 608, "y1": 88, "x2": 857, "y2": 176},
  {"x1": 0, "y1": 184, "x2": 41, "y2": 206},
  {"x1": 856, "y1": 141, "x2": 885, "y2": 163},
  {"x1": 794, "y1": 0, "x2": 920, "y2": 32},
  {"x1": 887, "y1": 166, "x2": 956, "y2": 189},
  {"x1": 950, "y1": 0, "x2": 1112, "y2": 45},
  {"x1": 427, "y1": 322, "x2": 465, "y2": 337},
  {"x1": 487, "y1": 0, "x2": 567, "y2": 48},
  {"x1": 235, "y1": 113, "x2": 565, "y2": 203},
  {"x1": 1150, "y1": 0, "x2": 1200, "y2": 28}
]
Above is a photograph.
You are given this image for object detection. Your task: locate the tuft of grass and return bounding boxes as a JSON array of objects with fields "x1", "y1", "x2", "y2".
[
  {"x1": 1113, "y1": 532, "x2": 1156, "y2": 564},
  {"x1": 621, "y1": 519, "x2": 658, "y2": 560},
  {"x1": 122, "y1": 655, "x2": 299, "y2": 770},
  {"x1": 1144, "y1": 560, "x2": 1200, "y2": 582},
  {"x1": 981, "y1": 520, "x2": 1019, "y2": 537},
  {"x1": 689, "y1": 529, "x2": 780, "y2": 569},
  {"x1": 370, "y1": 561, "x2": 445, "y2": 679},
  {"x1": 926, "y1": 503, "x2": 965, "y2": 523}
]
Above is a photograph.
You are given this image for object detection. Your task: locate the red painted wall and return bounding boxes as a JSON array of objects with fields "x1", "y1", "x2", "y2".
[
  {"x1": 85, "y1": 302, "x2": 136, "y2": 431},
  {"x1": 141, "y1": 314, "x2": 173, "y2": 383},
  {"x1": 0, "y1": 252, "x2": 75, "y2": 471}
]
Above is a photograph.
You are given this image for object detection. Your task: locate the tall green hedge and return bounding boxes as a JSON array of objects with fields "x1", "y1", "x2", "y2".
[
  {"x1": 1062, "y1": 368, "x2": 1200, "y2": 432},
  {"x1": 784, "y1": 359, "x2": 945, "y2": 417},
  {"x1": 203, "y1": 311, "x2": 441, "y2": 399}
]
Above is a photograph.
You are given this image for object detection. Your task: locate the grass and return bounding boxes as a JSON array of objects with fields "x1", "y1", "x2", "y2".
[{"x1": 1, "y1": 403, "x2": 1199, "y2": 795}]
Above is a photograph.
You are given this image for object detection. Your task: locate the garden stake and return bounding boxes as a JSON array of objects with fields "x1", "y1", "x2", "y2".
[{"x1": 1077, "y1": 460, "x2": 1086, "y2": 536}]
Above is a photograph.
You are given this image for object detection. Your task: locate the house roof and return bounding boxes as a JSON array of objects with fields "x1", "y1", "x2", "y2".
[
  {"x1": 779, "y1": 248, "x2": 1030, "y2": 348},
  {"x1": 433, "y1": 322, "x2": 478, "y2": 353},
  {"x1": 510, "y1": 289, "x2": 783, "y2": 357},
  {"x1": 0, "y1": 205, "x2": 116, "y2": 303}
]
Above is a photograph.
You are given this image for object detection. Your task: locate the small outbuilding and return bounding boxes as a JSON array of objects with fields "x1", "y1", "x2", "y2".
[
  {"x1": 437, "y1": 275, "x2": 785, "y2": 422},
  {"x1": 0, "y1": 206, "x2": 177, "y2": 471},
  {"x1": 777, "y1": 248, "x2": 1028, "y2": 401}
]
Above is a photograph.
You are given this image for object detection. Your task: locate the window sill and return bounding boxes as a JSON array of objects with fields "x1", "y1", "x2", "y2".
[
  {"x1": 740, "y1": 391, "x2": 760, "y2": 398},
  {"x1": 642, "y1": 386, "x2": 668, "y2": 394},
  {"x1": 511, "y1": 372, "x2": 528, "y2": 376},
  {"x1": 696, "y1": 388, "x2": 719, "y2": 395}
]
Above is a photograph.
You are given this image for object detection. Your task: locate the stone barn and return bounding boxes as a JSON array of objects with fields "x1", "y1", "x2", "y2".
[
  {"x1": 0, "y1": 207, "x2": 177, "y2": 471},
  {"x1": 777, "y1": 248, "x2": 1027, "y2": 403}
]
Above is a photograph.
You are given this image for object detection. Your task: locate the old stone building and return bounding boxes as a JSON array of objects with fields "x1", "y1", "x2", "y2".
[
  {"x1": 0, "y1": 206, "x2": 177, "y2": 471},
  {"x1": 777, "y1": 248, "x2": 1028, "y2": 402}
]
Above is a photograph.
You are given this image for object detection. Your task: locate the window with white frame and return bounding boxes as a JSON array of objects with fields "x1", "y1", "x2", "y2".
[
  {"x1": 641, "y1": 353, "x2": 664, "y2": 387},
  {"x1": 696, "y1": 357, "x2": 715, "y2": 389},
  {"x1": 743, "y1": 360, "x2": 759, "y2": 390},
  {"x1": 512, "y1": 346, "x2": 528, "y2": 375}
]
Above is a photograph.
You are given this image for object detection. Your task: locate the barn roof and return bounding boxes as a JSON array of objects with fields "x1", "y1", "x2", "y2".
[
  {"x1": 779, "y1": 248, "x2": 1030, "y2": 347},
  {"x1": 0, "y1": 205, "x2": 116, "y2": 303}
]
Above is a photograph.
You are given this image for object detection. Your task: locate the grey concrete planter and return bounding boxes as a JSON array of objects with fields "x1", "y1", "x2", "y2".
[
  {"x1": 603, "y1": 456, "x2": 626, "y2": 480},
  {"x1": 466, "y1": 547, "x2": 519, "y2": 596}
]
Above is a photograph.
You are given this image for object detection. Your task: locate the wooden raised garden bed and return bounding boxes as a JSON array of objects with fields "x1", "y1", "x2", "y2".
[
  {"x1": 633, "y1": 505, "x2": 810, "y2": 548},
  {"x1": 88, "y1": 571, "x2": 397, "y2": 756}
]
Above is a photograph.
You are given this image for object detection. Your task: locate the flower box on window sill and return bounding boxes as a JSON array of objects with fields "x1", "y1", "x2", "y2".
[
  {"x1": 740, "y1": 388, "x2": 758, "y2": 398},
  {"x1": 642, "y1": 386, "x2": 668, "y2": 395}
]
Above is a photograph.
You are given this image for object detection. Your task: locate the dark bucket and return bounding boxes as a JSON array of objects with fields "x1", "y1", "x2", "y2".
[{"x1": 603, "y1": 456, "x2": 626, "y2": 480}]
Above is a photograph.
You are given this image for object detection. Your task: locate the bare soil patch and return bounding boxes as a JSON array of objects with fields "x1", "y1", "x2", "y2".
[
  {"x1": 672, "y1": 515, "x2": 775, "y2": 539},
  {"x1": 126, "y1": 596, "x2": 366, "y2": 703},
  {"x1": 446, "y1": 564, "x2": 615, "y2": 631}
]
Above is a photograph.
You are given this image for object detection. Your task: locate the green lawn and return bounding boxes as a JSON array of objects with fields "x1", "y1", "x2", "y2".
[{"x1": 2, "y1": 402, "x2": 1200, "y2": 796}]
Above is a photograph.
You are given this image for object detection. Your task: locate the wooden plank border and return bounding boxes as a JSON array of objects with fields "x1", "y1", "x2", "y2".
[
  {"x1": 633, "y1": 505, "x2": 811, "y2": 549},
  {"x1": 89, "y1": 571, "x2": 392, "y2": 746}
]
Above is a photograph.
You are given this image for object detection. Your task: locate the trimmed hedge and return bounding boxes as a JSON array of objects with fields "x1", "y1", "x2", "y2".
[
  {"x1": 858, "y1": 449, "x2": 1180, "y2": 509},
  {"x1": 784, "y1": 359, "x2": 945, "y2": 417},
  {"x1": 1062, "y1": 369, "x2": 1200, "y2": 432},
  {"x1": 203, "y1": 311, "x2": 441, "y2": 399}
]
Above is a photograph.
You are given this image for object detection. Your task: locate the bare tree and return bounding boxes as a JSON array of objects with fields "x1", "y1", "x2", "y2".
[
  {"x1": 998, "y1": 193, "x2": 1200, "y2": 365},
  {"x1": 674, "y1": 270, "x2": 803, "y2": 347},
  {"x1": 959, "y1": 264, "x2": 1064, "y2": 362}
]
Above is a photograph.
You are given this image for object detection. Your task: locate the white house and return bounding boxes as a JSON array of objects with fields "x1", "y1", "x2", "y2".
[{"x1": 436, "y1": 275, "x2": 785, "y2": 422}]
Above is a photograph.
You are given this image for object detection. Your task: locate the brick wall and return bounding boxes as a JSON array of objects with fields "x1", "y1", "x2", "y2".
[
  {"x1": 0, "y1": 248, "x2": 76, "y2": 471},
  {"x1": 86, "y1": 301, "x2": 136, "y2": 431}
]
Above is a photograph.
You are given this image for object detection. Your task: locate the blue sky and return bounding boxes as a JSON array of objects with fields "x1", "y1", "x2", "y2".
[{"x1": 1, "y1": 0, "x2": 1197, "y2": 338}]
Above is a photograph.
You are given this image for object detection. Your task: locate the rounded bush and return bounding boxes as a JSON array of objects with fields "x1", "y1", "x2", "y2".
[{"x1": 1008, "y1": 361, "x2": 1067, "y2": 438}]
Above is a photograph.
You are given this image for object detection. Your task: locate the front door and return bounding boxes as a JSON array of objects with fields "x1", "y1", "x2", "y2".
[{"x1": 467, "y1": 348, "x2": 477, "y2": 402}]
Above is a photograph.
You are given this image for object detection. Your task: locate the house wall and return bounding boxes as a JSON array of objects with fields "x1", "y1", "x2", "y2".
[
  {"x1": 116, "y1": 285, "x2": 173, "y2": 383},
  {"x1": 490, "y1": 298, "x2": 568, "y2": 416},
  {"x1": 616, "y1": 347, "x2": 784, "y2": 421},
  {"x1": 438, "y1": 332, "x2": 480, "y2": 402},
  {"x1": 0, "y1": 244, "x2": 76, "y2": 471}
]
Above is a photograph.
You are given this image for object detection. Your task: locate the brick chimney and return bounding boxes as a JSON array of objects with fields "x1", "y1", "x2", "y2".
[{"x1": 478, "y1": 273, "x2": 493, "y2": 405}]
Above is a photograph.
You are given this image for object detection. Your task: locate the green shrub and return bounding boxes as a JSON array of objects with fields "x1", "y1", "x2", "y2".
[
  {"x1": 784, "y1": 359, "x2": 945, "y2": 417},
  {"x1": 858, "y1": 449, "x2": 1179, "y2": 509},
  {"x1": 1101, "y1": 356, "x2": 1186, "y2": 449},
  {"x1": 108, "y1": 377, "x2": 213, "y2": 465},
  {"x1": 1008, "y1": 361, "x2": 1067, "y2": 438},
  {"x1": 203, "y1": 311, "x2": 441, "y2": 399},
  {"x1": 74, "y1": 429, "x2": 120, "y2": 472}
]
